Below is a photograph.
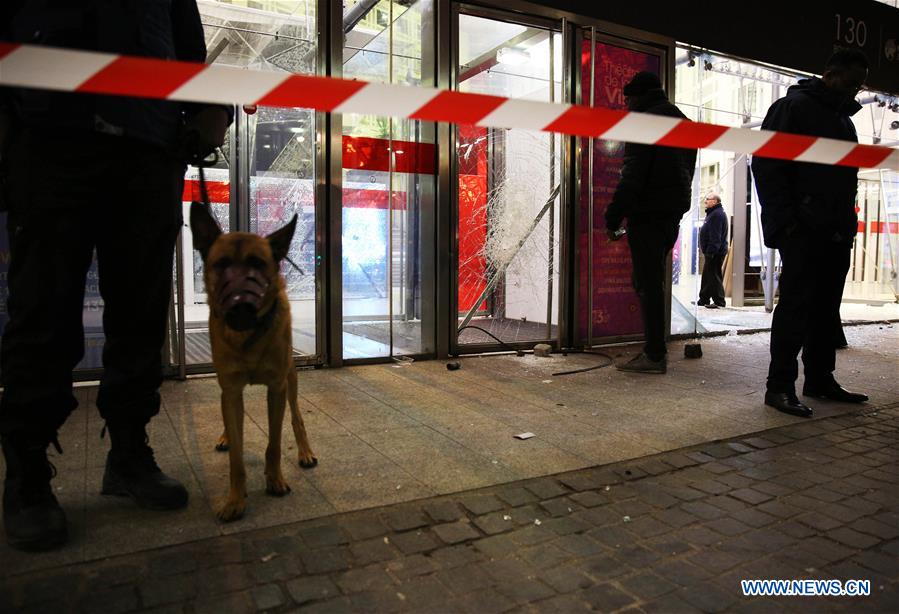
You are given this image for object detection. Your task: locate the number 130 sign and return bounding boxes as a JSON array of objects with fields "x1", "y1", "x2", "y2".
[{"x1": 835, "y1": 13, "x2": 867, "y2": 48}]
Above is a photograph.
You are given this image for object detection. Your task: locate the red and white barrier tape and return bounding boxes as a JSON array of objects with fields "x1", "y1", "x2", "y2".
[{"x1": 0, "y1": 43, "x2": 896, "y2": 170}]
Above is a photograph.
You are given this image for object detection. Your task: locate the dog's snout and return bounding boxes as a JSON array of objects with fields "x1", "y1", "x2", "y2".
[{"x1": 224, "y1": 302, "x2": 257, "y2": 331}]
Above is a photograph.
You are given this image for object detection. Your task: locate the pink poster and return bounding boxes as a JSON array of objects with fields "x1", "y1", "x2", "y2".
[{"x1": 578, "y1": 40, "x2": 660, "y2": 341}]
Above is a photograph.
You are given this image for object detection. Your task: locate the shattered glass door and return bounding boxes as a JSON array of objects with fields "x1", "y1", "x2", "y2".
[{"x1": 455, "y1": 12, "x2": 562, "y2": 349}]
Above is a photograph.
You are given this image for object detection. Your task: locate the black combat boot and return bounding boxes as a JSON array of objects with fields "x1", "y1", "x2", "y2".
[
  {"x1": 1, "y1": 434, "x2": 68, "y2": 551},
  {"x1": 101, "y1": 420, "x2": 188, "y2": 510}
]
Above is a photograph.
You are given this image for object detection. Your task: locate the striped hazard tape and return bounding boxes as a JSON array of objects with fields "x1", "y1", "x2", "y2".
[{"x1": 0, "y1": 42, "x2": 896, "y2": 170}]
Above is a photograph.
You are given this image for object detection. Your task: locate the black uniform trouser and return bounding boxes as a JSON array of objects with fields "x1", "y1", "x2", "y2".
[
  {"x1": 699, "y1": 253, "x2": 726, "y2": 305},
  {"x1": 767, "y1": 233, "x2": 851, "y2": 394},
  {"x1": 627, "y1": 218, "x2": 680, "y2": 362},
  {"x1": 0, "y1": 130, "x2": 184, "y2": 438}
]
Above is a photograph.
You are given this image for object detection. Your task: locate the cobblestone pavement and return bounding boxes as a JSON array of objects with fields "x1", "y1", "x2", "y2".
[{"x1": 2, "y1": 405, "x2": 897, "y2": 613}]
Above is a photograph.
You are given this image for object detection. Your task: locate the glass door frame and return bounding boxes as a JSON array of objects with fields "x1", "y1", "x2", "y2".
[
  {"x1": 164, "y1": 0, "x2": 334, "y2": 378},
  {"x1": 572, "y1": 26, "x2": 674, "y2": 349},
  {"x1": 447, "y1": 2, "x2": 570, "y2": 356}
]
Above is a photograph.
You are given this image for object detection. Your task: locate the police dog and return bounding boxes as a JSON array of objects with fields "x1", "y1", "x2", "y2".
[{"x1": 190, "y1": 202, "x2": 317, "y2": 522}]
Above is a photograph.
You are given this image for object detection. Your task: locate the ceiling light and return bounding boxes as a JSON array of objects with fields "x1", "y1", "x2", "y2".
[{"x1": 496, "y1": 47, "x2": 530, "y2": 66}]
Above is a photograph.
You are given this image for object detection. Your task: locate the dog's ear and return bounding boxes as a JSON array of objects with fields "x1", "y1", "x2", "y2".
[
  {"x1": 190, "y1": 201, "x2": 223, "y2": 260},
  {"x1": 266, "y1": 214, "x2": 297, "y2": 263}
]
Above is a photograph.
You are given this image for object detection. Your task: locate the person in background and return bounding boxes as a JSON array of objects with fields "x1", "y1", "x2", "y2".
[
  {"x1": 605, "y1": 71, "x2": 698, "y2": 374},
  {"x1": 0, "y1": 0, "x2": 231, "y2": 551},
  {"x1": 697, "y1": 193, "x2": 728, "y2": 309},
  {"x1": 751, "y1": 48, "x2": 869, "y2": 418}
]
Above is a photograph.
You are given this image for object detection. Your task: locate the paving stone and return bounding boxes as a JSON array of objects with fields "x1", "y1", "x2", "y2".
[
  {"x1": 797, "y1": 537, "x2": 856, "y2": 565},
  {"x1": 520, "y1": 477, "x2": 569, "y2": 501},
  {"x1": 297, "y1": 522, "x2": 349, "y2": 548},
  {"x1": 756, "y1": 500, "x2": 802, "y2": 519},
  {"x1": 383, "y1": 508, "x2": 430, "y2": 532},
  {"x1": 619, "y1": 571, "x2": 678, "y2": 600},
  {"x1": 519, "y1": 542, "x2": 574, "y2": 570},
  {"x1": 350, "y1": 536, "x2": 400, "y2": 565},
  {"x1": 689, "y1": 479, "x2": 731, "y2": 495},
  {"x1": 581, "y1": 582, "x2": 636, "y2": 611},
  {"x1": 472, "y1": 511, "x2": 516, "y2": 535},
  {"x1": 79, "y1": 587, "x2": 139, "y2": 614},
  {"x1": 677, "y1": 582, "x2": 738, "y2": 613},
  {"x1": 637, "y1": 458, "x2": 676, "y2": 476},
  {"x1": 347, "y1": 589, "x2": 405, "y2": 613},
  {"x1": 542, "y1": 516, "x2": 589, "y2": 536},
  {"x1": 827, "y1": 527, "x2": 882, "y2": 550},
  {"x1": 459, "y1": 494, "x2": 505, "y2": 515},
  {"x1": 539, "y1": 497, "x2": 576, "y2": 517},
  {"x1": 677, "y1": 525, "x2": 724, "y2": 547},
  {"x1": 140, "y1": 574, "x2": 198, "y2": 608},
  {"x1": 285, "y1": 576, "x2": 340, "y2": 605},
  {"x1": 653, "y1": 560, "x2": 713, "y2": 586},
  {"x1": 853, "y1": 550, "x2": 899, "y2": 576},
  {"x1": 390, "y1": 529, "x2": 440, "y2": 554},
  {"x1": 635, "y1": 487, "x2": 682, "y2": 509},
  {"x1": 558, "y1": 472, "x2": 606, "y2": 492},
  {"x1": 687, "y1": 547, "x2": 745, "y2": 572},
  {"x1": 623, "y1": 515, "x2": 672, "y2": 539},
  {"x1": 335, "y1": 566, "x2": 396, "y2": 594},
  {"x1": 250, "y1": 584, "x2": 285, "y2": 611},
  {"x1": 434, "y1": 564, "x2": 492, "y2": 595},
  {"x1": 850, "y1": 517, "x2": 899, "y2": 540},
  {"x1": 728, "y1": 488, "x2": 773, "y2": 505},
  {"x1": 507, "y1": 524, "x2": 556, "y2": 548},
  {"x1": 539, "y1": 564, "x2": 595, "y2": 593},
  {"x1": 426, "y1": 544, "x2": 480, "y2": 569},
  {"x1": 685, "y1": 451, "x2": 718, "y2": 464},
  {"x1": 197, "y1": 565, "x2": 254, "y2": 597},
  {"x1": 480, "y1": 557, "x2": 537, "y2": 584},
  {"x1": 433, "y1": 520, "x2": 481, "y2": 545},
  {"x1": 706, "y1": 517, "x2": 752, "y2": 537},
  {"x1": 680, "y1": 501, "x2": 727, "y2": 520},
  {"x1": 495, "y1": 578, "x2": 555, "y2": 604},
  {"x1": 339, "y1": 515, "x2": 389, "y2": 541},
  {"x1": 298, "y1": 546, "x2": 353, "y2": 574},
  {"x1": 473, "y1": 534, "x2": 519, "y2": 559},
  {"x1": 568, "y1": 491, "x2": 609, "y2": 508},
  {"x1": 662, "y1": 453, "x2": 701, "y2": 469},
  {"x1": 422, "y1": 501, "x2": 467, "y2": 524},
  {"x1": 551, "y1": 533, "x2": 607, "y2": 558},
  {"x1": 495, "y1": 485, "x2": 539, "y2": 507},
  {"x1": 385, "y1": 553, "x2": 441, "y2": 579},
  {"x1": 192, "y1": 591, "x2": 253, "y2": 614},
  {"x1": 452, "y1": 587, "x2": 518, "y2": 614},
  {"x1": 652, "y1": 507, "x2": 698, "y2": 529},
  {"x1": 394, "y1": 575, "x2": 453, "y2": 609},
  {"x1": 730, "y1": 508, "x2": 777, "y2": 528}
]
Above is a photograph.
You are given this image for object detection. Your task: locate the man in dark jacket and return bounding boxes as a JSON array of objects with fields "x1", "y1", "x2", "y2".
[
  {"x1": 0, "y1": 0, "x2": 231, "y2": 551},
  {"x1": 605, "y1": 71, "x2": 697, "y2": 374},
  {"x1": 751, "y1": 48, "x2": 869, "y2": 418},
  {"x1": 698, "y1": 193, "x2": 728, "y2": 308}
]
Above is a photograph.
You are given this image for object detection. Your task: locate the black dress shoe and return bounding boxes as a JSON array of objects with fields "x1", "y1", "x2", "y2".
[
  {"x1": 764, "y1": 392, "x2": 813, "y2": 418},
  {"x1": 803, "y1": 382, "x2": 868, "y2": 404}
]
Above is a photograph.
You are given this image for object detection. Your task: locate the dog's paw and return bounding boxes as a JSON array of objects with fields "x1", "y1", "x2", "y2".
[
  {"x1": 215, "y1": 434, "x2": 229, "y2": 452},
  {"x1": 216, "y1": 497, "x2": 246, "y2": 522},
  {"x1": 265, "y1": 476, "x2": 291, "y2": 497},
  {"x1": 298, "y1": 453, "x2": 318, "y2": 469}
]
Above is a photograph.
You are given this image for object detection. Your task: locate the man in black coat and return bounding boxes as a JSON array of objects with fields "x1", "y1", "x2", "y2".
[
  {"x1": 698, "y1": 193, "x2": 728, "y2": 308},
  {"x1": 0, "y1": 0, "x2": 231, "y2": 551},
  {"x1": 751, "y1": 49, "x2": 869, "y2": 418},
  {"x1": 605, "y1": 72, "x2": 697, "y2": 374}
]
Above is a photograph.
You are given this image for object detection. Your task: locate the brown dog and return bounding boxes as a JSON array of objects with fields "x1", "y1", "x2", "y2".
[{"x1": 190, "y1": 202, "x2": 317, "y2": 521}]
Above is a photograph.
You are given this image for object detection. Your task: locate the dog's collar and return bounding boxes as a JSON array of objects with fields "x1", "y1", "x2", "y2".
[{"x1": 241, "y1": 302, "x2": 278, "y2": 351}]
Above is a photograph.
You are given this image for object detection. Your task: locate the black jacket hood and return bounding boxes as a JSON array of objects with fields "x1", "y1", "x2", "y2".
[{"x1": 786, "y1": 77, "x2": 862, "y2": 118}]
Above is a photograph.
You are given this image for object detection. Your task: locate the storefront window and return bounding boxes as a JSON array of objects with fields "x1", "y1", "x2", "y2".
[{"x1": 342, "y1": 0, "x2": 435, "y2": 359}]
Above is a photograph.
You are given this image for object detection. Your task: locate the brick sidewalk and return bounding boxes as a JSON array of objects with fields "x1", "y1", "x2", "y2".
[{"x1": 2, "y1": 405, "x2": 897, "y2": 613}]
